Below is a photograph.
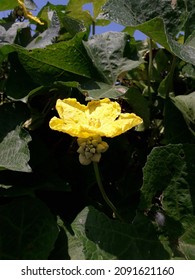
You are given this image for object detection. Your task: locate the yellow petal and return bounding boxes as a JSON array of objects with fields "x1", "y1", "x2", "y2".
[
  {"x1": 99, "y1": 113, "x2": 143, "y2": 137},
  {"x1": 86, "y1": 98, "x2": 121, "y2": 124},
  {"x1": 49, "y1": 117, "x2": 84, "y2": 137},
  {"x1": 56, "y1": 99, "x2": 87, "y2": 124},
  {"x1": 17, "y1": 0, "x2": 44, "y2": 25}
]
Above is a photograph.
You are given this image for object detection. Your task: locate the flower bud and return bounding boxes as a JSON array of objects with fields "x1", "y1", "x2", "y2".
[
  {"x1": 77, "y1": 136, "x2": 109, "y2": 165},
  {"x1": 79, "y1": 154, "x2": 91, "y2": 165}
]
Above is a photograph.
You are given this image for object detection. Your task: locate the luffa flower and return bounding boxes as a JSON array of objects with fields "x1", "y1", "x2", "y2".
[
  {"x1": 17, "y1": 0, "x2": 44, "y2": 25},
  {"x1": 49, "y1": 98, "x2": 143, "y2": 165}
]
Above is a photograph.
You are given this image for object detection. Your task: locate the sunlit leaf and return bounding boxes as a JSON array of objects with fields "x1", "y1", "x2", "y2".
[
  {"x1": 83, "y1": 32, "x2": 141, "y2": 84},
  {"x1": 0, "y1": 102, "x2": 31, "y2": 172},
  {"x1": 100, "y1": 0, "x2": 188, "y2": 36}
]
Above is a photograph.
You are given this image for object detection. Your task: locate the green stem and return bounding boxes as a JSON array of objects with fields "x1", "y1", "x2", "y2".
[{"x1": 93, "y1": 162, "x2": 124, "y2": 222}]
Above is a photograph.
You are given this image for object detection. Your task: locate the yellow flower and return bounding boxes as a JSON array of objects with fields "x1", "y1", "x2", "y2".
[
  {"x1": 17, "y1": 0, "x2": 44, "y2": 25},
  {"x1": 49, "y1": 98, "x2": 143, "y2": 138}
]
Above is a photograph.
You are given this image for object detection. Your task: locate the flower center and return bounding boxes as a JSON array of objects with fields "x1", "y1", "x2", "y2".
[{"x1": 88, "y1": 118, "x2": 101, "y2": 128}]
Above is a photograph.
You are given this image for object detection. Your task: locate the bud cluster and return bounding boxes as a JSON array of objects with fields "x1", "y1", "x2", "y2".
[{"x1": 77, "y1": 136, "x2": 109, "y2": 165}]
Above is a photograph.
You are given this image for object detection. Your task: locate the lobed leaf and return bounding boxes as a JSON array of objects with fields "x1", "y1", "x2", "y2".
[{"x1": 65, "y1": 206, "x2": 170, "y2": 260}]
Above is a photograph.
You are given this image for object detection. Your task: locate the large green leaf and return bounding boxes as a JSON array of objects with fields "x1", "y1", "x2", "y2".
[
  {"x1": 0, "y1": 102, "x2": 31, "y2": 172},
  {"x1": 20, "y1": 35, "x2": 91, "y2": 77},
  {"x1": 100, "y1": 0, "x2": 188, "y2": 36},
  {"x1": 8, "y1": 32, "x2": 94, "y2": 85},
  {"x1": 124, "y1": 18, "x2": 195, "y2": 66},
  {"x1": 65, "y1": 206, "x2": 170, "y2": 260},
  {"x1": 83, "y1": 32, "x2": 141, "y2": 85},
  {"x1": 140, "y1": 144, "x2": 195, "y2": 220},
  {"x1": 170, "y1": 92, "x2": 195, "y2": 136},
  {"x1": 0, "y1": 197, "x2": 58, "y2": 259}
]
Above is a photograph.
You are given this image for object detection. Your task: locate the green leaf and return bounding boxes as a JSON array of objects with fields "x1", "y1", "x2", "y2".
[
  {"x1": 168, "y1": 35, "x2": 195, "y2": 66},
  {"x1": 6, "y1": 52, "x2": 38, "y2": 100},
  {"x1": 140, "y1": 144, "x2": 195, "y2": 220},
  {"x1": 170, "y1": 92, "x2": 195, "y2": 136},
  {"x1": 80, "y1": 80, "x2": 128, "y2": 100},
  {"x1": 124, "y1": 18, "x2": 195, "y2": 66},
  {"x1": 65, "y1": 206, "x2": 170, "y2": 260},
  {"x1": 124, "y1": 18, "x2": 171, "y2": 51},
  {"x1": 100, "y1": 0, "x2": 188, "y2": 36},
  {"x1": 0, "y1": 102, "x2": 31, "y2": 172},
  {"x1": 158, "y1": 72, "x2": 173, "y2": 99},
  {"x1": 83, "y1": 32, "x2": 141, "y2": 84},
  {"x1": 0, "y1": 197, "x2": 58, "y2": 259},
  {"x1": 178, "y1": 216, "x2": 195, "y2": 259}
]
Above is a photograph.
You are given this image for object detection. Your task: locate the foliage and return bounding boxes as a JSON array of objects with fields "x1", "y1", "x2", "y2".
[{"x1": 0, "y1": 0, "x2": 195, "y2": 260}]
